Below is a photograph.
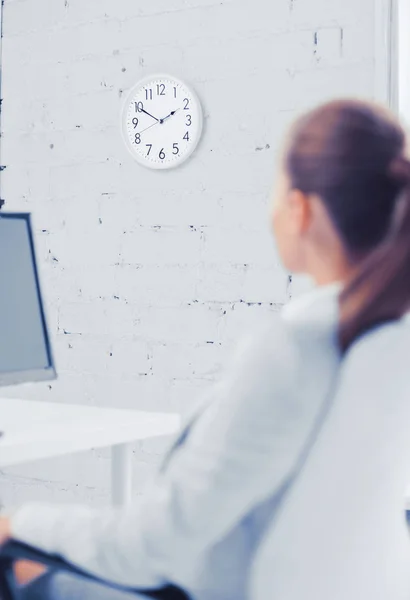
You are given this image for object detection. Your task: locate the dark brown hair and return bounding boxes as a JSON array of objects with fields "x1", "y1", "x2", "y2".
[{"x1": 285, "y1": 99, "x2": 410, "y2": 352}]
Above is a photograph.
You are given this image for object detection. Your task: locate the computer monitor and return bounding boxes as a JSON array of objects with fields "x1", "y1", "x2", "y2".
[{"x1": 0, "y1": 212, "x2": 56, "y2": 386}]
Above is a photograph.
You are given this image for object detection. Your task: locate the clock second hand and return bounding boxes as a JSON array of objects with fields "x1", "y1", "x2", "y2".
[{"x1": 138, "y1": 121, "x2": 160, "y2": 136}]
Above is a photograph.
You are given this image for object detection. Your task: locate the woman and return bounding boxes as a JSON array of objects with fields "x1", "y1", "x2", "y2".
[{"x1": 1, "y1": 98, "x2": 410, "y2": 600}]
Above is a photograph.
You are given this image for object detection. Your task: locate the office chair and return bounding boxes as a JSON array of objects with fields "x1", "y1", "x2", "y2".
[{"x1": 0, "y1": 540, "x2": 189, "y2": 600}]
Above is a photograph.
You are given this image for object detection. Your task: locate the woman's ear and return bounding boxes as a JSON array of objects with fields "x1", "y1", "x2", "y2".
[{"x1": 287, "y1": 189, "x2": 312, "y2": 234}]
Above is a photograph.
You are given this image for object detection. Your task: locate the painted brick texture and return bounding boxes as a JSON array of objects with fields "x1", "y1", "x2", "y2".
[{"x1": 0, "y1": 0, "x2": 375, "y2": 506}]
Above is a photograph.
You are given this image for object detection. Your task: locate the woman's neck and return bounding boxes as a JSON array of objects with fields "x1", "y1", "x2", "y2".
[{"x1": 311, "y1": 257, "x2": 354, "y2": 287}]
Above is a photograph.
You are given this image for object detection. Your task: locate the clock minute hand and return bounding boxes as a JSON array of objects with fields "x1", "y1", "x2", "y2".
[
  {"x1": 160, "y1": 108, "x2": 180, "y2": 124},
  {"x1": 140, "y1": 108, "x2": 160, "y2": 122}
]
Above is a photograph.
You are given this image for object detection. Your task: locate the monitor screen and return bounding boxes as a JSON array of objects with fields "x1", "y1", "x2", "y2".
[{"x1": 0, "y1": 213, "x2": 55, "y2": 386}]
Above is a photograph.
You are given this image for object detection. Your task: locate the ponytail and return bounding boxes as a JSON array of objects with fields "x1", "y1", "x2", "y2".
[
  {"x1": 339, "y1": 157, "x2": 410, "y2": 352},
  {"x1": 284, "y1": 99, "x2": 410, "y2": 351}
]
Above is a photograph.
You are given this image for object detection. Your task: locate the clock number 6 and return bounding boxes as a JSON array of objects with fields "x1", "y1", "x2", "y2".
[
  {"x1": 135, "y1": 133, "x2": 141, "y2": 144},
  {"x1": 159, "y1": 148, "x2": 166, "y2": 160},
  {"x1": 173, "y1": 143, "x2": 179, "y2": 155}
]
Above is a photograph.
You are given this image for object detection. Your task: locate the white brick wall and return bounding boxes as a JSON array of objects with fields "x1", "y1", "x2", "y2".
[{"x1": 0, "y1": 0, "x2": 376, "y2": 506}]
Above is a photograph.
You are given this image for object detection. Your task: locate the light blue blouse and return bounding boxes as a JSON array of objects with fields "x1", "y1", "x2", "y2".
[{"x1": 11, "y1": 285, "x2": 342, "y2": 600}]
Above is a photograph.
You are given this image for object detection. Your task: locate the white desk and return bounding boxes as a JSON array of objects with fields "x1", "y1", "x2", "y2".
[{"x1": 0, "y1": 399, "x2": 180, "y2": 507}]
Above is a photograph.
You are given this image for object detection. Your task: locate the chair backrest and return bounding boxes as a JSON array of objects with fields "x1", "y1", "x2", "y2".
[{"x1": 251, "y1": 320, "x2": 410, "y2": 600}]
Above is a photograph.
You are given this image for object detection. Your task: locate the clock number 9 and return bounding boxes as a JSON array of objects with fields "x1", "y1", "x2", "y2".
[
  {"x1": 159, "y1": 148, "x2": 165, "y2": 160},
  {"x1": 135, "y1": 133, "x2": 141, "y2": 144},
  {"x1": 135, "y1": 101, "x2": 144, "y2": 113},
  {"x1": 132, "y1": 118, "x2": 139, "y2": 128}
]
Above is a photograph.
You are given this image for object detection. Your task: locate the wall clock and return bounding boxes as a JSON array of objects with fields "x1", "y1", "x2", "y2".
[{"x1": 121, "y1": 74, "x2": 203, "y2": 170}]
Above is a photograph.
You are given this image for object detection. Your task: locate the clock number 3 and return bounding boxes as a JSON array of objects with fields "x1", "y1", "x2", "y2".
[{"x1": 186, "y1": 115, "x2": 192, "y2": 126}]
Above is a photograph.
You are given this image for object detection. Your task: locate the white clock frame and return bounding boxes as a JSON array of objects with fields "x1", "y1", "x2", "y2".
[{"x1": 121, "y1": 74, "x2": 203, "y2": 170}]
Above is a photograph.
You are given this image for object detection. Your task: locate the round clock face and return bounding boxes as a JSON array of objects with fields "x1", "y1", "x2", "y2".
[{"x1": 121, "y1": 75, "x2": 203, "y2": 170}]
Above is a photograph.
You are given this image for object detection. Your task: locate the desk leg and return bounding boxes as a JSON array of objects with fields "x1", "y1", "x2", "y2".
[{"x1": 111, "y1": 443, "x2": 133, "y2": 507}]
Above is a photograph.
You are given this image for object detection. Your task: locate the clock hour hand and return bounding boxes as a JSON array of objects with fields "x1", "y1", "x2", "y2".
[
  {"x1": 160, "y1": 109, "x2": 180, "y2": 124},
  {"x1": 140, "y1": 108, "x2": 160, "y2": 122}
]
